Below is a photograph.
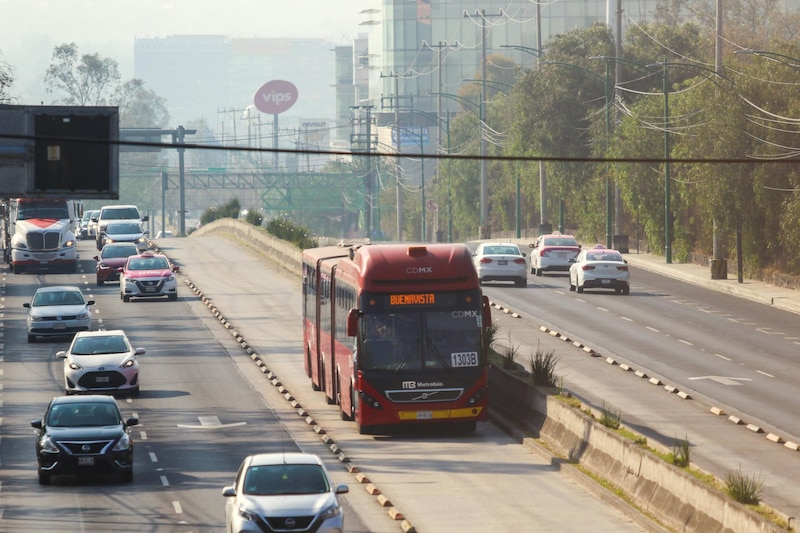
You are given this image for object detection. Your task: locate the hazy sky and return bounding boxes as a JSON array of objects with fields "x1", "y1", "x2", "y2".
[{"x1": 1, "y1": 0, "x2": 369, "y2": 103}]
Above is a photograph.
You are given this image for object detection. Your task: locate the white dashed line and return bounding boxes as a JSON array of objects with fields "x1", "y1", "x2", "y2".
[
  {"x1": 714, "y1": 353, "x2": 732, "y2": 361},
  {"x1": 620, "y1": 316, "x2": 633, "y2": 322},
  {"x1": 172, "y1": 501, "x2": 183, "y2": 514},
  {"x1": 149, "y1": 452, "x2": 158, "y2": 463},
  {"x1": 756, "y1": 370, "x2": 775, "y2": 378},
  {"x1": 678, "y1": 339, "x2": 693, "y2": 346},
  {"x1": 646, "y1": 326, "x2": 660, "y2": 333},
  {"x1": 160, "y1": 475, "x2": 170, "y2": 487}
]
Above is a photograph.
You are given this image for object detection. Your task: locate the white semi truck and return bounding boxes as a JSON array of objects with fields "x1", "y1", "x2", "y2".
[{"x1": 2, "y1": 198, "x2": 82, "y2": 273}]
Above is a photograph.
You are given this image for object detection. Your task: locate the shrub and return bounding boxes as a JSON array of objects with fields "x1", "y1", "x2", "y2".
[
  {"x1": 724, "y1": 467, "x2": 763, "y2": 505},
  {"x1": 265, "y1": 217, "x2": 318, "y2": 250},
  {"x1": 528, "y1": 344, "x2": 560, "y2": 387},
  {"x1": 599, "y1": 402, "x2": 621, "y2": 430},
  {"x1": 671, "y1": 435, "x2": 691, "y2": 467}
]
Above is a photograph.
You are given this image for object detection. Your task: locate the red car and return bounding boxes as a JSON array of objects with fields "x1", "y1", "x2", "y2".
[{"x1": 94, "y1": 243, "x2": 140, "y2": 286}]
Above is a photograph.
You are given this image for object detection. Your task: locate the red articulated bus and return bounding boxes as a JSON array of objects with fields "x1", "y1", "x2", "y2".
[{"x1": 302, "y1": 242, "x2": 492, "y2": 435}]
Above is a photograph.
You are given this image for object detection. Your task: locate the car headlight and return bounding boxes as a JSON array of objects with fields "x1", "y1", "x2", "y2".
[
  {"x1": 123, "y1": 276, "x2": 132, "y2": 283},
  {"x1": 237, "y1": 504, "x2": 260, "y2": 522},
  {"x1": 39, "y1": 435, "x2": 59, "y2": 454},
  {"x1": 62, "y1": 239, "x2": 76, "y2": 248},
  {"x1": 68, "y1": 359, "x2": 83, "y2": 370},
  {"x1": 76, "y1": 310, "x2": 91, "y2": 320},
  {"x1": 135, "y1": 237, "x2": 147, "y2": 244},
  {"x1": 121, "y1": 357, "x2": 136, "y2": 368},
  {"x1": 166, "y1": 274, "x2": 175, "y2": 281},
  {"x1": 319, "y1": 500, "x2": 342, "y2": 521},
  {"x1": 106, "y1": 237, "x2": 116, "y2": 244},
  {"x1": 112, "y1": 433, "x2": 132, "y2": 451}
]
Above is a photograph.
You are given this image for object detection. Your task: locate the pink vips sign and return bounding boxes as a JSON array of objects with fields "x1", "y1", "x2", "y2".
[{"x1": 253, "y1": 80, "x2": 298, "y2": 114}]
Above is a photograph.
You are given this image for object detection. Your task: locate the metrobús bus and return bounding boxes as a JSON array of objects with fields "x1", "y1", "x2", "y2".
[{"x1": 302, "y1": 242, "x2": 492, "y2": 434}]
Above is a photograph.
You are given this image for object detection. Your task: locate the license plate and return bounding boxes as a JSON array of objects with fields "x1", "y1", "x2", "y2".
[
  {"x1": 144, "y1": 287, "x2": 157, "y2": 293},
  {"x1": 416, "y1": 410, "x2": 433, "y2": 420},
  {"x1": 78, "y1": 457, "x2": 94, "y2": 466},
  {"x1": 96, "y1": 376, "x2": 109, "y2": 383},
  {"x1": 555, "y1": 252, "x2": 566, "y2": 258},
  {"x1": 54, "y1": 323, "x2": 66, "y2": 330},
  {"x1": 601, "y1": 279, "x2": 611, "y2": 284},
  {"x1": 498, "y1": 260, "x2": 507, "y2": 265}
]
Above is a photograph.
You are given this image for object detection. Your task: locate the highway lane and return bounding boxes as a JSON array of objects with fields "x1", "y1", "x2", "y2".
[
  {"x1": 0, "y1": 240, "x2": 375, "y2": 532},
  {"x1": 156, "y1": 235, "x2": 654, "y2": 533},
  {"x1": 482, "y1": 267, "x2": 800, "y2": 520},
  {"x1": 489, "y1": 267, "x2": 800, "y2": 438}
]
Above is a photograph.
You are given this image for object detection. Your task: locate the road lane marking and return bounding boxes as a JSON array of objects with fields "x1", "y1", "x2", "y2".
[{"x1": 756, "y1": 370, "x2": 775, "y2": 378}]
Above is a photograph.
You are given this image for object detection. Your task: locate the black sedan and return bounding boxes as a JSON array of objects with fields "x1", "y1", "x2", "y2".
[{"x1": 31, "y1": 395, "x2": 138, "y2": 484}]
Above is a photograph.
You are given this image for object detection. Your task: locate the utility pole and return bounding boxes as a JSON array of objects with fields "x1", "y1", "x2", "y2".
[
  {"x1": 466, "y1": 9, "x2": 503, "y2": 239},
  {"x1": 350, "y1": 105, "x2": 375, "y2": 238}
]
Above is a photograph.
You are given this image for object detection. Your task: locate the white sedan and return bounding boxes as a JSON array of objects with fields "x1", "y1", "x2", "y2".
[
  {"x1": 58, "y1": 330, "x2": 145, "y2": 396},
  {"x1": 472, "y1": 242, "x2": 528, "y2": 287},
  {"x1": 24, "y1": 286, "x2": 95, "y2": 343},
  {"x1": 569, "y1": 246, "x2": 630, "y2": 295}
]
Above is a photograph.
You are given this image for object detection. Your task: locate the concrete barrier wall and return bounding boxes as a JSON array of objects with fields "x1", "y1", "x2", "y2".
[
  {"x1": 489, "y1": 368, "x2": 784, "y2": 533},
  {"x1": 191, "y1": 219, "x2": 783, "y2": 533}
]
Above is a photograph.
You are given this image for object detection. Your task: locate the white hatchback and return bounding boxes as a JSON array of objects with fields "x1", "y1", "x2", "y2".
[{"x1": 58, "y1": 330, "x2": 145, "y2": 396}]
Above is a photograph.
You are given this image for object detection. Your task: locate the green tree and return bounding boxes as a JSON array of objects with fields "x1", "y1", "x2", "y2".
[{"x1": 44, "y1": 43, "x2": 121, "y2": 105}]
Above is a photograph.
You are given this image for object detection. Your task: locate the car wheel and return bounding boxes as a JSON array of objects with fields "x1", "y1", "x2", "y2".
[
  {"x1": 120, "y1": 470, "x2": 133, "y2": 483},
  {"x1": 27, "y1": 334, "x2": 36, "y2": 343},
  {"x1": 131, "y1": 386, "x2": 140, "y2": 397},
  {"x1": 38, "y1": 470, "x2": 50, "y2": 485},
  {"x1": 122, "y1": 294, "x2": 131, "y2": 302},
  {"x1": 622, "y1": 285, "x2": 630, "y2": 295},
  {"x1": 516, "y1": 278, "x2": 527, "y2": 288},
  {"x1": 168, "y1": 293, "x2": 178, "y2": 301},
  {"x1": 96, "y1": 278, "x2": 104, "y2": 286}
]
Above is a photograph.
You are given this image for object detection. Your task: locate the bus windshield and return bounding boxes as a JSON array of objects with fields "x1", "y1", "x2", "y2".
[{"x1": 360, "y1": 311, "x2": 481, "y2": 371}]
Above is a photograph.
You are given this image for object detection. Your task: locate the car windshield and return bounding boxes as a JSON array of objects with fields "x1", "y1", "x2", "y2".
[
  {"x1": 104, "y1": 208, "x2": 139, "y2": 220},
  {"x1": 103, "y1": 246, "x2": 139, "y2": 259},
  {"x1": 33, "y1": 290, "x2": 84, "y2": 306},
  {"x1": 47, "y1": 402, "x2": 121, "y2": 427},
  {"x1": 243, "y1": 464, "x2": 329, "y2": 496},
  {"x1": 71, "y1": 335, "x2": 129, "y2": 355},
  {"x1": 128, "y1": 257, "x2": 170, "y2": 270},
  {"x1": 107, "y1": 223, "x2": 142, "y2": 234}
]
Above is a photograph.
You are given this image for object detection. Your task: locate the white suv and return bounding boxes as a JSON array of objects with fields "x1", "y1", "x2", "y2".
[{"x1": 94, "y1": 205, "x2": 148, "y2": 250}]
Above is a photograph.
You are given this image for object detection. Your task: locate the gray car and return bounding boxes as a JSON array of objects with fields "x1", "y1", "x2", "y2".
[
  {"x1": 222, "y1": 452, "x2": 348, "y2": 533},
  {"x1": 24, "y1": 286, "x2": 95, "y2": 343}
]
